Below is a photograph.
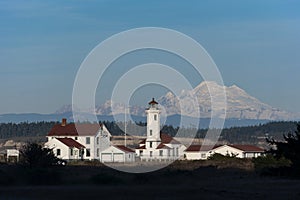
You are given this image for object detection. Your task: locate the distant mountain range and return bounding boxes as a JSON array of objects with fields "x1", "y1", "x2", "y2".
[
  {"x1": 158, "y1": 81, "x2": 300, "y2": 121},
  {"x1": 1, "y1": 81, "x2": 299, "y2": 128},
  {"x1": 62, "y1": 81, "x2": 300, "y2": 121}
]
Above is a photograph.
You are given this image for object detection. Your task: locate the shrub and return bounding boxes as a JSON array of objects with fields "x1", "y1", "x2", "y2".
[
  {"x1": 208, "y1": 153, "x2": 238, "y2": 161},
  {"x1": 253, "y1": 154, "x2": 291, "y2": 176},
  {"x1": 19, "y1": 142, "x2": 62, "y2": 168}
]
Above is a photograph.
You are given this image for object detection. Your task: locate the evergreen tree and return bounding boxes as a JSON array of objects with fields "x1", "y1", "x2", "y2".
[
  {"x1": 267, "y1": 123, "x2": 300, "y2": 168},
  {"x1": 19, "y1": 142, "x2": 62, "y2": 168}
]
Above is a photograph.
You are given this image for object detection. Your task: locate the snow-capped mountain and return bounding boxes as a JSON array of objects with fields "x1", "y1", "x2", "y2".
[
  {"x1": 94, "y1": 100, "x2": 145, "y2": 116},
  {"x1": 56, "y1": 81, "x2": 300, "y2": 121},
  {"x1": 159, "y1": 81, "x2": 299, "y2": 120}
]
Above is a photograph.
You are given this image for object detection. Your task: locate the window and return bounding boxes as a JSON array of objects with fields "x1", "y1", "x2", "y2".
[
  {"x1": 86, "y1": 149, "x2": 91, "y2": 157},
  {"x1": 56, "y1": 149, "x2": 61, "y2": 156},
  {"x1": 96, "y1": 137, "x2": 99, "y2": 145},
  {"x1": 149, "y1": 142, "x2": 152, "y2": 148},
  {"x1": 96, "y1": 148, "x2": 99, "y2": 157},
  {"x1": 159, "y1": 150, "x2": 163, "y2": 156},
  {"x1": 75, "y1": 137, "x2": 78, "y2": 140},
  {"x1": 154, "y1": 114, "x2": 157, "y2": 121},
  {"x1": 70, "y1": 148, "x2": 73, "y2": 156},
  {"x1": 140, "y1": 150, "x2": 143, "y2": 156},
  {"x1": 176, "y1": 148, "x2": 179, "y2": 157},
  {"x1": 201, "y1": 153, "x2": 206, "y2": 159},
  {"x1": 150, "y1": 130, "x2": 152, "y2": 136},
  {"x1": 167, "y1": 149, "x2": 170, "y2": 157},
  {"x1": 86, "y1": 137, "x2": 90, "y2": 144},
  {"x1": 150, "y1": 151, "x2": 153, "y2": 157}
]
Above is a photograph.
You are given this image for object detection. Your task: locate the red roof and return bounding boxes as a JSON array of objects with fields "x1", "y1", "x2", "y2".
[
  {"x1": 148, "y1": 98, "x2": 158, "y2": 105},
  {"x1": 156, "y1": 143, "x2": 171, "y2": 149},
  {"x1": 56, "y1": 138, "x2": 85, "y2": 149},
  {"x1": 48, "y1": 123, "x2": 102, "y2": 136},
  {"x1": 136, "y1": 145, "x2": 146, "y2": 149},
  {"x1": 139, "y1": 139, "x2": 146, "y2": 144},
  {"x1": 185, "y1": 145, "x2": 221, "y2": 152},
  {"x1": 138, "y1": 133, "x2": 181, "y2": 145},
  {"x1": 229, "y1": 145, "x2": 264, "y2": 152},
  {"x1": 160, "y1": 133, "x2": 181, "y2": 144},
  {"x1": 115, "y1": 145, "x2": 135, "y2": 153}
]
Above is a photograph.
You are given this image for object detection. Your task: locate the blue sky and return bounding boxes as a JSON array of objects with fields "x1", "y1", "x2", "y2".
[{"x1": 0, "y1": 0, "x2": 300, "y2": 114}]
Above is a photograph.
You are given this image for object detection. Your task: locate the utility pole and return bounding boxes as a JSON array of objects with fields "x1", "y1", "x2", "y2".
[{"x1": 124, "y1": 107, "x2": 127, "y2": 147}]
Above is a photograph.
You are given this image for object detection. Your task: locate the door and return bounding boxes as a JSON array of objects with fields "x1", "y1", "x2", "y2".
[
  {"x1": 113, "y1": 153, "x2": 124, "y2": 162},
  {"x1": 101, "y1": 153, "x2": 112, "y2": 162}
]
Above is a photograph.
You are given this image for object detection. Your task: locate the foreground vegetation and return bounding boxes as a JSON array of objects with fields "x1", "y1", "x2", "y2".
[{"x1": 1, "y1": 157, "x2": 300, "y2": 200}]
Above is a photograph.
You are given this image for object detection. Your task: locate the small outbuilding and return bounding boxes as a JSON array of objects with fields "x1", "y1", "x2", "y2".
[
  {"x1": 213, "y1": 145, "x2": 264, "y2": 158},
  {"x1": 184, "y1": 144, "x2": 264, "y2": 160},
  {"x1": 184, "y1": 145, "x2": 221, "y2": 160},
  {"x1": 100, "y1": 145, "x2": 135, "y2": 163}
]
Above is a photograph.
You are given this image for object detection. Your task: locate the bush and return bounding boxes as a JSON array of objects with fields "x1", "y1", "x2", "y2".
[
  {"x1": 253, "y1": 154, "x2": 291, "y2": 176},
  {"x1": 208, "y1": 153, "x2": 238, "y2": 161},
  {"x1": 19, "y1": 142, "x2": 62, "y2": 168}
]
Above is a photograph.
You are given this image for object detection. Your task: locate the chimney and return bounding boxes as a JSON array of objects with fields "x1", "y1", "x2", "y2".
[{"x1": 61, "y1": 118, "x2": 67, "y2": 126}]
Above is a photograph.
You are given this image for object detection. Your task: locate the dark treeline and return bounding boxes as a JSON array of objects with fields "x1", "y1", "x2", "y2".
[
  {"x1": 0, "y1": 121, "x2": 58, "y2": 139},
  {"x1": 0, "y1": 121, "x2": 298, "y2": 144},
  {"x1": 218, "y1": 121, "x2": 298, "y2": 144}
]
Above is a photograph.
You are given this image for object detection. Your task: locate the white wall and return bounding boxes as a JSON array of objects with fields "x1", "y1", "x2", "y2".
[
  {"x1": 45, "y1": 138, "x2": 71, "y2": 160},
  {"x1": 100, "y1": 146, "x2": 135, "y2": 163},
  {"x1": 185, "y1": 151, "x2": 208, "y2": 160},
  {"x1": 213, "y1": 145, "x2": 245, "y2": 158}
]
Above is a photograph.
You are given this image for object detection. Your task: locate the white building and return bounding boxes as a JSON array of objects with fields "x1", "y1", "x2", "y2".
[
  {"x1": 0, "y1": 148, "x2": 20, "y2": 162},
  {"x1": 45, "y1": 119, "x2": 111, "y2": 160},
  {"x1": 184, "y1": 144, "x2": 264, "y2": 160},
  {"x1": 213, "y1": 144, "x2": 264, "y2": 158},
  {"x1": 135, "y1": 98, "x2": 186, "y2": 161},
  {"x1": 184, "y1": 145, "x2": 221, "y2": 160},
  {"x1": 100, "y1": 145, "x2": 135, "y2": 163}
]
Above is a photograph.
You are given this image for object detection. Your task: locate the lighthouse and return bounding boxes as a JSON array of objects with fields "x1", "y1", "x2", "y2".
[
  {"x1": 135, "y1": 98, "x2": 185, "y2": 161},
  {"x1": 145, "y1": 98, "x2": 161, "y2": 149}
]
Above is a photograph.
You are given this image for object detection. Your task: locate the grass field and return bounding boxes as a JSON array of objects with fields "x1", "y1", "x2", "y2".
[{"x1": 0, "y1": 160, "x2": 300, "y2": 199}]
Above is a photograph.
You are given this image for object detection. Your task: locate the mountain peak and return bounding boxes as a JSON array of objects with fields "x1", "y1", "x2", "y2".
[{"x1": 54, "y1": 81, "x2": 300, "y2": 121}]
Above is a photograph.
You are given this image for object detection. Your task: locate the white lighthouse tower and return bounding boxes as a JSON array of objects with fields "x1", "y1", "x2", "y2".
[
  {"x1": 135, "y1": 98, "x2": 185, "y2": 161},
  {"x1": 145, "y1": 98, "x2": 161, "y2": 149}
]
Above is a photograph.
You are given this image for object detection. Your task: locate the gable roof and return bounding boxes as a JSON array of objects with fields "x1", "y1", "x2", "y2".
[
  {"x1": 136, "y1": 145, "x2": 146, "y2": 149},
  {"x1": 138, "y1": 133, "x2": 181, "y2": 145},
  {"x1": 185, "y1": 145, "x2": 221, "y2": 152},
  {"x1": 48, "y1": 123, "x2": 105, "y2": 137},
  {"x1": 160, "y1": 133, "x2": 181, "y2": 144},
  {"x1": 115, "y1": 145, "x2": 135, "y2": 153},
  {"x1": 228, "y1": 145, "x2": 264, "y2": 152},
  {"x1": 156, "y1": 143, "x2": 171, "y2": 149},
  {"x1": 56, "y1": 138, "x2": 85, "y2": 149},
  {"x1": 139, "y1": 139, "x2": 146, "y2": 145}
]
